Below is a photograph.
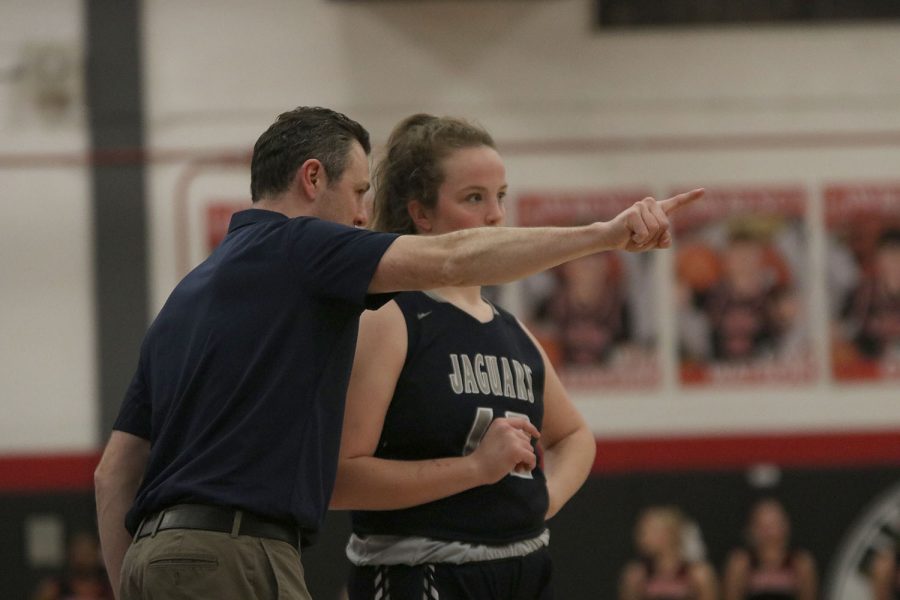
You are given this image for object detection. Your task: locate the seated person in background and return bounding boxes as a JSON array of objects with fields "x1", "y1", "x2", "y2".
[
  {"x1": 619, "y1": 506, "x2": 717, "y2": 600},
  {"x1": 723, "y1": 498, "x2": 817, "y2": 600},
  {"x1": 32, "y1": 532, "x2": 112, "y2": 600},
  {"x1": 844, "y1": 228, "x2": 900, "y2": 360}
]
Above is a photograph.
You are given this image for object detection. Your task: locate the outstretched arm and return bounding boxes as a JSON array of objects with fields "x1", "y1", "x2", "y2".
[
  {"x1": 95, "y1": 430, "x2": 149, "y2": 598},
  {"x1": 330, "y1": 301, "x2": 540, "y2": 510},
  {"x1": 369, "y1": 190, "x2": 704, "y2": 293}
]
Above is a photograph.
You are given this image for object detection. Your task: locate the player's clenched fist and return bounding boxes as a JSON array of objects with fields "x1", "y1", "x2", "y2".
[
  {"x1": 603, "y1": 188, "x2": 704, "y2": 252},
  {"x1": 470, "y1": 417, "x2": 541, "y2": 485}
]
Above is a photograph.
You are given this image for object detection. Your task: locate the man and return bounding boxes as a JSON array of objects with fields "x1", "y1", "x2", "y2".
[{"x1": 95, "y1": 106, "x2": 702, "y2": 599}]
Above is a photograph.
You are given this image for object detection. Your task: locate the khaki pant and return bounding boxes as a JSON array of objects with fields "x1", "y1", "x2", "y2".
[{"x1": 120, "y1": 528, "x2": 312, "y2": 600}]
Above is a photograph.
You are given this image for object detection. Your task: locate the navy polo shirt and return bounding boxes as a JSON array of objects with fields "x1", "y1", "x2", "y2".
[{"x1": 113, "y1": 209, "x2": 398, "y2": 540}]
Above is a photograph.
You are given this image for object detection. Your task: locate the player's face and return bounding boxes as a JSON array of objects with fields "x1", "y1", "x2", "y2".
[
  {"x1": 422, "y1": 145, "x2": 507, "y2": 234},
  {"x1": 315, "y1": 141, "x2": 371, "y2": 227}
]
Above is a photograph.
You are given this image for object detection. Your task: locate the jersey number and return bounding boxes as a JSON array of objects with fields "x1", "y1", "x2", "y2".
[{"x1": 462, "y1": 407, "x2": 534, "y2": 479}]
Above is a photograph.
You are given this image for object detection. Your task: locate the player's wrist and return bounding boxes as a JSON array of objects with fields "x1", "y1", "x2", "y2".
[{"x1": 465, "y1": 452, "x2": 492, "y2": 486}]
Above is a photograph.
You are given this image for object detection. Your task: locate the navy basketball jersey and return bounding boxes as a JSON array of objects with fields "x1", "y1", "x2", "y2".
[
  {"x1": 745, "y1": 549, "x2": 799, "y2": 600},
  {"x1": 351, "y1": 291, "x2": 548, "y2": 545}
]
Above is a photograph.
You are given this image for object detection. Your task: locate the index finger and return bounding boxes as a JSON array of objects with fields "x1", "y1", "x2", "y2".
[
  {"x1": 507, "y1": 418, "x2": 541, "y2": 439},
  {"x1": 659, "y1": 188, "x2": 705, "y2": 216}
]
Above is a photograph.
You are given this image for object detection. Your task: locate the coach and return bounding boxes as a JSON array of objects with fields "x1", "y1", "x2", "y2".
[{"x1": 94, "y1": 106, "x2": 700, "y2": 599}]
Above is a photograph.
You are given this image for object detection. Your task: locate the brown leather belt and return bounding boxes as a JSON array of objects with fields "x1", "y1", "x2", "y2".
[{"x1": 135, "y1": 504, "x2": 299, "y2": 548}]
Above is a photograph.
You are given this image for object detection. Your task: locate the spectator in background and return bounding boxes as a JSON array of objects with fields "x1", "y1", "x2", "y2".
[
  {"x1": 722, "y1": 498, "x2": 817, "y2": 600},
  {"x1": 844, "y1": 229, "x2": 900, "y2": 360},
  {"x1": 32, "y1": 532, "x2": 112, "y2": 600},
  {"x1": 619, "y1": 506, "x2": 717, "y2": 600}
]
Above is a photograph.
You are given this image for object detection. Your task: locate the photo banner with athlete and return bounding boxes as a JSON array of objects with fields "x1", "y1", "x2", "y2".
[
  {"x1": 670, "y1": 185, "x2": 816, "y2": 386},
  {"x1": 825, "y1": 183, "x2": 900, "y2": 382},
  {"x1": 515, "y1": 189, "x2": 662, "y2": 390}
]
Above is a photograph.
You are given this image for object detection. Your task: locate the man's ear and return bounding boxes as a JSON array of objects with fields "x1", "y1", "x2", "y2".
[
  {"x1": 295, "y1": 159, "x2": 326, "y2": 201},
  {"x1": 407, "y1": 200, "x2": 433, "y2": 233}
]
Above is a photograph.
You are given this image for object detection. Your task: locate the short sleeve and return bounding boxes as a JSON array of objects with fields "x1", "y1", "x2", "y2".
[
  {"x1": 113, "y1": 361, "x2": 152, "y2": 439},
  {"x1": 288, "y1": 218, "x2": 400, "y2": 309}
]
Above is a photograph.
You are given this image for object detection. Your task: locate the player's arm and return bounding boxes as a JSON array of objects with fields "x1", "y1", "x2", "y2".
[
  {"x1": 722, "y1": 549, "x2": 751, "y2": 600},
  {"x1": 619, "y1": 561, "x2": 648, "y2": 600},
  {"x1": 330, "y1": 301, "x2": 540, "y2": 511},
  {"x1": 518, "y1": 322, "x2": 595, "y2": 520},
  {"x1": 794, "y1": 550, "x2": 818, "y2": 600},
  {"x1": 368, "y1": 189, "x2": 704, "y2": 293},
  {"x1": 690, "y1": 561, "x2": 719, "y2": 600},
  {"x1": 94, "y1": 430, "x2": 150, "y2": 599},
  {"x1": 870, "y1": 548, "x2": 897, "y2": 600}
]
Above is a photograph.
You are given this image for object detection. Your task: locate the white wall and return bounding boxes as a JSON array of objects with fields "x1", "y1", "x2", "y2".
[
  {"x1": 4, "y1": 0, "x2": 900, "y2": 452},
  {"x1": 0, "y1": 1, "x2": 96, "y2": 452},
  {"x1": 141, "y1": 0, "x2": 900, "y2": 439}
]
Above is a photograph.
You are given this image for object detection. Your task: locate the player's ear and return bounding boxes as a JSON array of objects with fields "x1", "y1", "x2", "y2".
[
  {"x1": 407, "y1": 200, "x2": 433, "y2": 233},
  {"x1": 295, "y1": 159, "x2": 326, "y2": 202}
]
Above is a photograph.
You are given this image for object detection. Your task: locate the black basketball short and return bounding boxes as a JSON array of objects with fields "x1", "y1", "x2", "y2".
[{"x1": 347, "y1": 547, "x2": 553, "y2": 600}]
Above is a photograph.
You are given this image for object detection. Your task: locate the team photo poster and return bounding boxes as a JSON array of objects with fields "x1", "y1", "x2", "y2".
[{"x1": 516, "y1": 190, "x2": 662, "y2": 390}]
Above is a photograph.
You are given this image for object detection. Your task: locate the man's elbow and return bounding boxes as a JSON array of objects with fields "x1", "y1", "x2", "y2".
[{"x1": 94, "y1": 461, "x2": 115, "y2": 498}]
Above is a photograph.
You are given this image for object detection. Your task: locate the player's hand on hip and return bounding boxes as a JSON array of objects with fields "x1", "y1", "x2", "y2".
[
  {"x1": 605, "y1": 188, "x2": 704, "y2": 252},
  {"x1": 471, "y1": 417, "x2": 540, "y2": 485}
]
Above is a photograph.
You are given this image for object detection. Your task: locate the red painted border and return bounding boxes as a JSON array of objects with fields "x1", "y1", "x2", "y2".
[
  {"x1": 0, "y1": 453, "x2": 100, "y2": 493},
  {"x1": 0, "y1": 430, "x2": 897, "y2": 492}
]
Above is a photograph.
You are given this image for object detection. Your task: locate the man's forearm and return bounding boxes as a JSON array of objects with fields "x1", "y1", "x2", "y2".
[
  {"x1": 94, "y1": 431, "x2": 149, "y2": 599},
  {"x1": 96, "y1": 479, "x2": 138, "y2": 598},
  {"x1": 371, "y1": 189, "x2": 704, "y2": 296},
  {"x1": 442, "y1": 222, "x2": 620, "y2": 287},
  {"x1": 372, "y1": 222, "x2": 619, "y2": 293}
]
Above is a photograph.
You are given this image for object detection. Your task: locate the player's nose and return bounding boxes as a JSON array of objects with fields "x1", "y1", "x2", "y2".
[{"x1": 485, "y1": 199, "x2": 504, "y2": 226}]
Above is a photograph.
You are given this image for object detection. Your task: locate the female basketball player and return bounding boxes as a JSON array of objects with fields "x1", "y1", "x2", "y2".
[
  {"x1": 330, "y1": 114, "x2": 598, "y2": 599},
  {"x1": 722, "y1": 498, "x2": 818, "y2": 600},
  {"x1": 619, "y1": 506, "x2": 717, "y2": 600}
]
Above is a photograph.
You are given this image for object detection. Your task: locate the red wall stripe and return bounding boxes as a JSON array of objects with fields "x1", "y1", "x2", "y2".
[
  {"x1": 0, "y1": 430, "x2": 897, "y2": 492},
  {"x1": 0, "y1": 453, "x2": 100, "y2": 493},
  {"x1": 592, "y1": 430, "x2": 900, "y2": 474}
]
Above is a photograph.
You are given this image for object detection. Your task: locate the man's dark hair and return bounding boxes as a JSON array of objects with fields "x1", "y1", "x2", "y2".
[{"x1": 250, "y1": 107, "x2": 371, "y2": 202}]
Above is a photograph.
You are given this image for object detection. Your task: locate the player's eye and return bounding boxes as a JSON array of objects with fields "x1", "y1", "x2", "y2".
[
  {"x1": 498, "y1": 191, "x2": 507, "y2": 203},
  {"x1": 466, "y1": 193, "x2": 483, "y2": 203}
]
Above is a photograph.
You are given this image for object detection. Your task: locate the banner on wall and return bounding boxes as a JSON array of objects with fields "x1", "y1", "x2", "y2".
[
  {"x1": 670, "y1": 185, "x2": 815, "y2": 386},
  {"x1": 825, "y1": 184, "x2": 900, "y2": 382},
  {"x1": 516, "y1": 190, "x2": 660, "y2": 390}
]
